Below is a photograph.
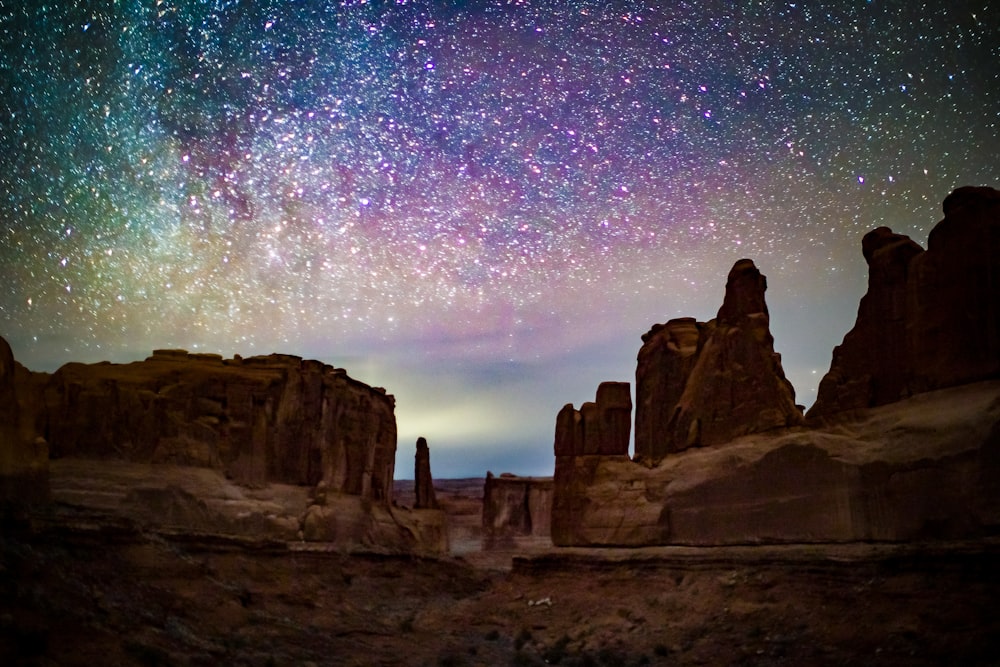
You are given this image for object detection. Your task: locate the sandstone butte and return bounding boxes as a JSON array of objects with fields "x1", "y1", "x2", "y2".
[
  {"x1": 0, "y1": 344, "x2": 447, "y2": 555},
  {"x1": 552, "y1": 185, "x2": 1000, "y2": 547},
  {"x1": 481, "y1": 471, "x2": 553, "y2": 550}
]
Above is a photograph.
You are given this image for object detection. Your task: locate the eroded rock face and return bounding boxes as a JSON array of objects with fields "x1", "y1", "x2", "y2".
[
  {"x1": 553, "y1": 382, "x2": 632, "y2": 457},
  {"x1": 34, "y1": 349, "x2": 397, "y2": 502},
  {"x1": 634, "y1": 318, "x2": 703, "y2": 462},
  {"x1": 554, "y1": 381, "x2": 1000, "y2": 546},
  {"x1": 810, "y1": 186, "x2": 1000, "y2": 417},
  {"x1": 635, "y1": 260, "x2": 802, "y2": 460},
  {"x1": 552, "y1": 382, "x2": 632, "y2": 545},
  {"x1": 481, "y1": 472, "x2": 553, "y2": 549},
  {"x1": 808, "y1": 228, "x2": 924, "y2": 416}
]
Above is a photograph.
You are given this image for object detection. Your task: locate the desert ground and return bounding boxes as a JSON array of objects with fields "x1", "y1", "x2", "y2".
[{"x1": 3, "y1": 476, "x2": 999, "y2": 666}]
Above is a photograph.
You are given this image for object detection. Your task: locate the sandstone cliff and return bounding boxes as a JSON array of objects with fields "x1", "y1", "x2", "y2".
[
  {"x1": 36, "y1": 349, "x2": 397, "y2": 499},
  {"x1": 5, "y1": 342, "x2": 447, "y2": 554},
  {"x1": 482, "y1": 472, "x2": 553, "y2": 549},
  {"x1": 810, "y1": 185, "x2": 1000, "y2": 417},
  {"x1": 551, "y1": 380, "x2": 1000, "y2": 546},
  {"x1": 0, "y1": 336, "x2": 49, "y2": 508}
]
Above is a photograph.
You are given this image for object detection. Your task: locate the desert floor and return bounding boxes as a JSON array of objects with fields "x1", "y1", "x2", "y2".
[{"x1": 2, "y1": 478, "x2": 999, "y2": 666}]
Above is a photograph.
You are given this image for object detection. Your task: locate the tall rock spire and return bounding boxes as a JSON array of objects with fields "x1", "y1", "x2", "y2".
[
  {"x1": 414, "y1": 437, "x2": 439, "y2": 510},
  {"x1": 635, "y1": 259, "x2": 803, "y2": 460}
]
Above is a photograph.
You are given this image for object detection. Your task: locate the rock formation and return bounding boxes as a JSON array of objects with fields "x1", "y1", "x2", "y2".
[
  {"x1": 635, "y1": 259, "x2": 803, "y2": 461},
  {"x1": 553, "y1": 381, "x2": 632, "y2": 457},
  {"x1": 550, "y1": 188, "x2": 1000, "y2": 547},
  {"x1": 810, "y1": 185, "x2": 1000, "y2": 417},
  {"x1": 414, "y1": 437, "x2": 439, "y2": 510},
  {"x1": 481, "y1": 472, "x2": 553, "y2": 549},
  {"x1": 552, "y1": 382, "x2": 633, "y2": 545},
  {"x1": 0, "y1": 337, "x2": 49, "y2": 508},
  {"x1": 5, "y1": 342, "x2": 448, "y2": 554},
  {"x1": 551, "y1": 380, "x2": 1000, "y2": 546},
  {"x1": 34, "y1": 349, "x2": 397, "y2": 500}
]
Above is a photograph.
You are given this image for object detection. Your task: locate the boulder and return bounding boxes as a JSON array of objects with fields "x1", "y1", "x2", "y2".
[
  {"x1": 810, "y1": 186, "x2": 1000, "y2": 417},
  {"x1": 635, "y1": 260, "x2": 802, "y2": 460}
]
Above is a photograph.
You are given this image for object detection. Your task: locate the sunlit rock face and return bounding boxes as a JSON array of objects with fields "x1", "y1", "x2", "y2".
[
  {"x1": 34, "y1": 349, "x2": 397, "y2": 501},
  {"x1": 810, "y1": 185, "x2": 1000, "y2": 418},
  {"x1": 634, "y1": 259, "x2": 802, "y2": 462}
]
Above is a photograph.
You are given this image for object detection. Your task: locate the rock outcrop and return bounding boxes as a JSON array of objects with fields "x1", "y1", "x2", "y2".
[
  {"x1": 0, "y1": 337, "x2": 49, "y2": 508},
  {"x1": 6, "y1": 343, "x2": 447, "y2": 554},
  {"x1": 553, "y1": 382, "x2": 632, "y2": 457},
  {"x1": 552, "y1": 382, "x2": 632, "y2": 545},
  {"x1": 414, "y1": 437, "x2": 439, "y2": 510},
  {"x1": 550, "y1": 188, "x2": 1000, "y2": 547},
  {"x1": 551, "y1": 380, "x2": 1000, "y2": 546},
  {"x1": 635, "y1": 259, "x2": 803, "y2": 461},
  {"x1": 482, "y1": 472, "x2": 553, "y2": 549},
  {"x1": 810, "y1": 186, "x2": 1000, "y2": 417},
  {"x1": 35, "y1": 349, "x2": 397, "y2": 500}
]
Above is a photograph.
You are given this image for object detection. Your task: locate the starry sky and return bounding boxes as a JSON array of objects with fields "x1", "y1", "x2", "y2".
[{"x1": 2, "y1": 1, "x2": 998, "y2": 478}]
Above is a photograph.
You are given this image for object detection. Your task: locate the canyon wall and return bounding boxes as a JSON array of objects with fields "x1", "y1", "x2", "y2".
[
  {"x1": 2, "y1": 343, "x2": 448, "y2": 553},
  {"x1": 0, "y1": 337, "x2": 49, "y2": 509},
  {"x1": 36, "y1": 349, "x2": 397, "y2": 500}
]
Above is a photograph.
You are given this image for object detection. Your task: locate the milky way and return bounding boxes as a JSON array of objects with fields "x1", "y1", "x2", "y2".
[{"x1": 2, "y1": 1, "x2": 998, "y2": 476}]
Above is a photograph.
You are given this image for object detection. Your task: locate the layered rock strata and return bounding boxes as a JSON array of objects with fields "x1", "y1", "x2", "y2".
[
  {"x1": 481, "y1": 472, "x2": 553, "y2": 549},
  {"x1": 635, "y1": 260, "x2": 803, "y2": 461},
  {"x1": 7, "y1": 343, "x2": 448, "y2": 553},
  {"x1": 35, "y1": 349, "x2": 397, "y2": 499},
  {"x1": 810, "y1": 185, "x2": 1000, "y2": 417},
  {"x1": 554, "y1": 381, "x2": 632, "y2": 457},
  {"x1": 551, "y1": 380, "x2": 1000, "y2": 546},
  {"x1": 552, "y1": 382, "x2": 632, "y2": 545}
]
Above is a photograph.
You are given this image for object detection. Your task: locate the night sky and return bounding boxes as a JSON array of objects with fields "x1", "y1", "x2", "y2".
[{"x1": 2, "y1": 1, "x2": 998, "y2": 478}]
